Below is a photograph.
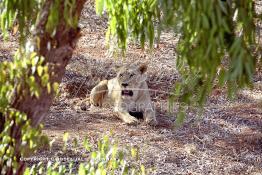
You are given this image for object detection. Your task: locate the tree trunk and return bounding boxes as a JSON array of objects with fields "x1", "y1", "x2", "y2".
[{"x1": 6, "y1": 0, "x2": 87, "y2": 174}]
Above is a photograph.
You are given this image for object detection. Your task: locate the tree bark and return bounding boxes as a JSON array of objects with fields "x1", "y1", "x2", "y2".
[
  {"x1": 12, "y1": 0, "x2": 86, "y2": 126},
  {"x1": 5, "y1": 0, "x2": 87, "y2": 174}
]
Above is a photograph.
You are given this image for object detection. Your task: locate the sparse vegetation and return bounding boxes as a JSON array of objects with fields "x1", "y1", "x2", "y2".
[
  {"x1": 24, "y1": 135, "x2": 146, "y2": 175},
  {"x1": 0, "y1": 0, "x2": 261, "y2": 174}
]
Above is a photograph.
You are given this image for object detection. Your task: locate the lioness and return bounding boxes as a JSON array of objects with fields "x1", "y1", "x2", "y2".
[{"x1": 90, "y1": 63, "x2": 157, "y2": 125}]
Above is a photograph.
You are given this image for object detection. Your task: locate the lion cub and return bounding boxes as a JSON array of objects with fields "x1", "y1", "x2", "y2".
[{"x1": 90, "y1": 64, "x2": 157, "y2": 125}]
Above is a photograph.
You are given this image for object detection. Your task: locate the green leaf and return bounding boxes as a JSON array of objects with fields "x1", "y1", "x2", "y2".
[
  {"x1": 140, "y1": 165, "x2": 146, "y2": 175},
  {"x1": 78, "y1": 163, "x2": 86, "y2": 175},
  {"x1": 24, "y1": 168, "x2": 30, "y2": 175},
  {"x1": 176, "y1": 111, "x2": 185, "y2": 126},
  {"x1": 37, "y1": 66, "x2": 44, "y2": 77},
  {"x1": 202, "y1": 14, "x2": 209, "y2": 29},
  {"x1": 83, "y1": 137, "x2": 91, "y2": 151},
  {"x1": 52, "y1": 82, "x2": 59, "y2": 94},
  {"x1": 131, "y1": 147, "x2": 138, "y2": 159},
  {"x1": 148, "y1": 21, "x2": 154, "y2": 48},
  {"x1": 95, "y1": 0, "x2": 105, "y2": 15},
  {"x1": 63, "y1": 132, "x2": 69, "y2": 143},
  {"x1": 47, "y1": 82, "x2": 51, "y2": 94}
]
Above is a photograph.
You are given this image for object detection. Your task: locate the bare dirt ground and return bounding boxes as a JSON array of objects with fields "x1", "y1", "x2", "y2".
[{"x1": 0, "y1": 1, "x2": 261, "y2": 174}]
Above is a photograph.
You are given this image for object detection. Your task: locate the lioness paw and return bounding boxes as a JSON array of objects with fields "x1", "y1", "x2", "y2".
[{"x1": 123, "y1": 116, "x2": 139, "y2": 125}]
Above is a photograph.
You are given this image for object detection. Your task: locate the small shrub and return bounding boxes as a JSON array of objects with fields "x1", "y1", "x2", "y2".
[{"x1": 24, "y1": 134, "x2": 147, "y2": 175}]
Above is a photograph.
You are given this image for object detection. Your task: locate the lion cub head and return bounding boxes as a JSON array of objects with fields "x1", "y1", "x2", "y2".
[{"x1": 116, "y1": 64, "x2": 148, "y2": 99}]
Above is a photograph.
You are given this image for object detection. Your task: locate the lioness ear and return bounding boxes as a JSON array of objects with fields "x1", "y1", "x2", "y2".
[{"x1": 139, "y1": 64, "x2": 147, "y2": 74}]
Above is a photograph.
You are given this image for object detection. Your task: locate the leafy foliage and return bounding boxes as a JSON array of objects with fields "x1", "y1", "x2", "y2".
[
  {"x1": 96, "y1": 0, "x2": 261, "y2": 120},
  {"x1": 46, "y1": 0, "x2": 79, "y2": 34},
  {"x1": 0, "y1": 0, "x2": 148, "y2": 174},
  {"x1": 164, "y1": 0, "x2": 259, "y2": 105},
  {"x1": 0, "y1": 0, "x2": 42, "y2": 43},
  {"x1": 0, "y1": 50, "x2": 50, "y2": 174},
  {"x1": 24, "y1": 135, "x2": 147, "y2": 175},
  {"x1": 0, "y1": 0, "x2": 261, "y2": 173},
  {"x1": 96, "y1": 0, "x2": 158, "y2": 50},
  {"x1": 0, "y1": 0, "x2": 79, "y2": 42},
  {"x1": 0, "y1": 0, "x2": 82, "y2": 173}
]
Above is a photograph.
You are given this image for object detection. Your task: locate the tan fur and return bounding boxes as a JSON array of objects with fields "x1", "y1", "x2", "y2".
[
  {"x1": 90, "y1": 64, "x2": 157, "y2": 125},
  {"x1": 90, "y1": 80, "x2": 108, "y2": 107}
]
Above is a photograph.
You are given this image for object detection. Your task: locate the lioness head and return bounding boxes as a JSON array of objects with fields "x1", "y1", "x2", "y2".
[{"x1": 116, "y1": 64, "x2": 147, "y2": 99}]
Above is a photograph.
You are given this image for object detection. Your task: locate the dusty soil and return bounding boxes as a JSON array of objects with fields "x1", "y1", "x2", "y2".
[{"x1": 1, "y1": 1, "x2": 262, "y2": 175}]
